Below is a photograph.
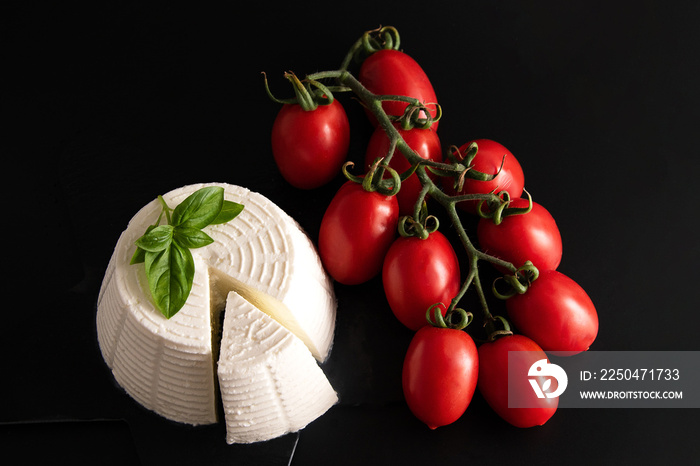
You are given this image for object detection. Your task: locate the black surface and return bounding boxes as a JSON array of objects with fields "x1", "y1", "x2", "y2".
[{"x1": 6, "y1": 1, "x2": 700, "y2": 465}]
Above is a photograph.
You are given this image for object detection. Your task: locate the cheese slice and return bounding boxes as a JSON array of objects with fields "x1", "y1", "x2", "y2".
[
  {"x1": 96, "y1": 182, "x2": 337, "y2": 430},
  {"x1": 218, "y1": 290, "x2": 338, "y2": 444}
]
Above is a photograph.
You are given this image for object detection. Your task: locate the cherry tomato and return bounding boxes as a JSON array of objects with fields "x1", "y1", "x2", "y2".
[
  {"x1": 382, "y1": 230, "x2": 460, "y2": 330},
  {"x1": 477, "y1": 334, "x2": 558, "y2": 428},
  {"x1": 318, "y1": 181, "x2": 399, "y2": 285},
  {"x1": 442, "y1": 139, "x2": 524, "y2": 214},
  {"x1": 271, "y1": 99, "x2": 350, "y2": 189},
  {"x1": 506, "y1": 270, "x2": 598, "y2": 354},
  {"x1": 365, "y1": 124, "x2": 442, "y2": 216},
  {"x1": 402, "y1": 325, "x2": 478, "y2": 429},
  {"x1": 477, "y1": 197, "x2": 562, "y2": 272},
  {"x1": 359, "y1": 49, "x2": 439, "y2": 129}
]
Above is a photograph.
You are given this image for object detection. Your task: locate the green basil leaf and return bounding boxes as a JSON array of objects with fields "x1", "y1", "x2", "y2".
[
  {"x1": 130, "y1": 247, "x2": 146, "y2": 265},
  {"x1": 135, "y1": 225, "x2": 174, "y2": 252},
  {"x1": 211, "y1": 200, "x2": 244, "y2": 224},
  {"x1": 130, "y1": 224, "x2": 157, "y2": 264},
  {"x1": 173, "y1": 226, "x2": 214, "y2": 249},
  {"x1": 171, "y1": 186, "x2": 224, "y2": 229},
  {"x1": 131, "y1": 186, "x2": 244, "y2": 319},
  {"x1": 145, "y1": 241, "x2": 194, "y2": 319}
]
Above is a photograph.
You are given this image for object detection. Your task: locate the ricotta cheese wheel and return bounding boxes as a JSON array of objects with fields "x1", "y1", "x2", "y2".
[
  {"x1": 96, "y1": 182, "x2": 337, "y2": 431},
  {"x1": 218, "y1": 290, "x2": 338, "y2": 444}
]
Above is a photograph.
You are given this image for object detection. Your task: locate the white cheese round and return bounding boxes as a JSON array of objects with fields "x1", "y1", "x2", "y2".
[{"x1": 96, "y1": 182, "x2": 337, "y2": 432}]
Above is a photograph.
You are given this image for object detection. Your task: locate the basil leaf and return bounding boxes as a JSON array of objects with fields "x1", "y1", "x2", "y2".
[
  {"x1": 130, "y1": 224, "x2": 157, "y2": 264},
  {"x1": 130, "y1": 247, "x2": 146, "y2": 265},
  {"x1": 211, "y1": 200, "x2": 244, "y2": 225},
  {"x1": 173, "y1": 226, "x2": 214, "y2": 249},
  {"x1": 171, "y1": 186, "x2": 224, "y2": 229},
  {"x1": 145, "y1": 241, "x2": 194, "y2": 319},
  {"x1": 131, "y1": 186, "x2": 245, "y2": 319},
  {"x1": 135, "y1": 225, "x2": 174, "y2": 252}
]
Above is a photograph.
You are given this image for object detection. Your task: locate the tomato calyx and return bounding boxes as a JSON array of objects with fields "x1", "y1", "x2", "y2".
[
  {"x1": 483, "y1": 315, "x2": 514, "y2": 343},
  {"x1": 492, "y1": 260, "x2": 540, "y2": 300},
  {"x1": 361, "y1": 25, "x2": 401, "y2": 53},
  {"x1": 355, "y1": 91, "x2": 441, "y2": 130},
  {"x1": 433, "y1": 142, "x2": 503, "y2": 191},
  {"x1": 477, "y1": 189, "x2": 533, "y2": 225},
  {"x1": 396, "y1": 101, "x2": 441, "y2": 130},
  {"x1": 263, "y1": 71, "x2": 347, "y2": 111},
  {"x1": 341, "y1": 25, "x2": 401, "y2": 69},
  {"x1": 342, "y1": 159, "x2": 402, "y2": 197},
  {"x1": 397, "y1": 202, "x2": 439, "y2": 240},
  {"x1": 426, "y1": 303, "x2": 473, "y2": 331}
]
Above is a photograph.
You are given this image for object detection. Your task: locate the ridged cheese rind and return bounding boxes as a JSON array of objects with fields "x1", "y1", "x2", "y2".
[
  {"x1": 95, "y1": 182, "x2": 337, "y2": 428},
  {"x1": 97, "y1": 233, "x2": 217, "y2": 425},
  {"x1": 218, "y1": 291, "x2": 338, "y2": 444}
]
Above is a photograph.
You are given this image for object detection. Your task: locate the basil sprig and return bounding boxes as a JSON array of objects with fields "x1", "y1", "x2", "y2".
[{"x1": 130, "y1": 186, "x2": 244, "y2": 319}]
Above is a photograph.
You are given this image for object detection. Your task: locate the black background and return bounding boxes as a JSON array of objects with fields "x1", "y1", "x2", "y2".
[{"x1": 5, "y1": 1, "x2": 700, "y2": 465}]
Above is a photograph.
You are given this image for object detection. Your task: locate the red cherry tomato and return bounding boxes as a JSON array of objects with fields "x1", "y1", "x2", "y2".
[
  {"x1": 318, "y1": 181, "x2": 399, "y2": 285},
  {"x1": 359, "y1": 49, "x2": 439, "y2": 129},
  {"x1": 506, "y1": 270, "x2": 598, "y2": 354},
  {"x1": 271, "y1": 99, "x2": 350, "y2": 189},
  {"x1": 477, "y1": 334, "x2": 558, "y2": 428},
  {"x1": 402, "y1": 325, "x2": 478, "y2": 429},
  {"x1": 382, "y1": 230, "x2": 461, "y2": 330},
  {"x1": 365, "y1": 124, "x2": 442, "y2": 216},
  {"x1": 477, "y1": 197, "x2": 562, "y2": 272},
  {"x1": 442, "y1": 139, "x2": 524, "y2": 214}
]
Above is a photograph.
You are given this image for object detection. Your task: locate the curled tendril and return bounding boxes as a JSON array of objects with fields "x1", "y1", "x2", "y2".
[
  {"x1": 477, "y1": 190, "x2": 511, "y2": 225},
  {"x1": 446, "y1": 142, "x2": 478, "y2": 166},
  {"x1": 341, "y1": 161, "x2": 364, "y2": 183},
  {"x1": 262, "y1": 71, "x2": 294, "y2": 105},
  {"x1": 492, "y1": 260, "x2": 540, "y2": 300},
  {"x1": 341, "y1": 25, "x2": 403, "y2": 69},
  {"x1": 361, "y1": 25, "x2": 401, "y2": 54},
  {"x1": 477, "y1": 189, "x2": 533, "y2": 225},
  {"x1": 341, "y1": 160, "x2": 401, "y2": 196},
  {"x1": 304, "y1": 77, "x2": 335, "y2": 106},
  {"x1": 262, "y1": 71, "x2": 339, "y2": 111},
  {"x1": 426, "y1": 303, "x2": 474, "y2": 330},
  {"x1": 398, "y1": 101, "x2": 442, "y2": 130}
]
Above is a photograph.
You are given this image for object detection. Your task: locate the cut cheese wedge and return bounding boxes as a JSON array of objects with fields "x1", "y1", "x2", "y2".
[
  {"x1": 96, "y1": 182, "x2": 337, "y2": 435},
  {"x1": 218, "y1": 290, "x2": 338, "y2": 444}
]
